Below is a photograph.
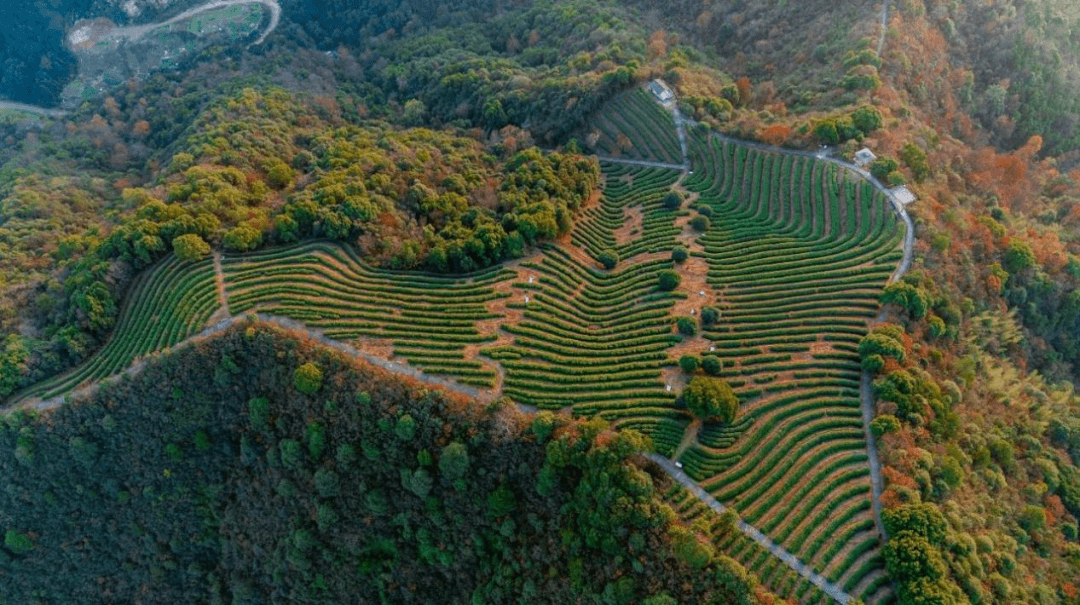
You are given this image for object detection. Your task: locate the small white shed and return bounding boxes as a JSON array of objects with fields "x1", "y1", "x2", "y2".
[
  {"x1": 854, "y1": 148, "x2": 877, "y2": 167},
  {"x1": 891, "y1": 185, "x2": 917, "y2": 205},
  {"x1": 648, "y1": 80, "x2": 674, "y2": 102}
]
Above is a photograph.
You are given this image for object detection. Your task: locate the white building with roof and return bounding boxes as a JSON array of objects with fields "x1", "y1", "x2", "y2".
[
  {"x1": 648, "y1": 79, "x2": 674, "y2": 103},
  {"x1": 891, "y1": 185, "x2": 916, "y2": 205},
  {"x1": 854, "y1": 148, "x2": 877, "y2": 167}
]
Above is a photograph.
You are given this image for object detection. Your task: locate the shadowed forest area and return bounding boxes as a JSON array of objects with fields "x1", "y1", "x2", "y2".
[{"x1": 0, "y1": 321, "x2": 766, "y2": 604}]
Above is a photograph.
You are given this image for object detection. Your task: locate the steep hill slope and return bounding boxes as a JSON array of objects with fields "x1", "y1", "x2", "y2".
[{"x1": 0, "y1": 320, "x2": 770, "y2": 603}]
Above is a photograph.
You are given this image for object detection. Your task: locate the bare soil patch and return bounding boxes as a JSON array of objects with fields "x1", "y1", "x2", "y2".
[
  {"x1": 562, "y1": 242, "x2": 597, "y2": 269},
  {"x1": 206, "y1": 305, "x2": 231, "y2": 326},
  {"x1": 660, "y1": 365, "x2": 689, "y2": 392},
  {"x1": 471, "y1": 254, "x2": 545, "y2": 354},
  {"x1": 68, "y1": 18, "x2": 118, "y2": 50},
  {"x1": 348, "y1": 335, "x2": 396, "y2": 360},
  {"x1": 673, "y1": 212, "x2": 708, "y2": 251},
  {"x1": 671, "y1": 177, "x2": 700, "y2": 207},
  {"x1": 208, "y1": 251, "x2": 232, "y2": 325},
  {"x1": 584, "y1": 187, "x2": 603, "y2": 210},
  {"x1": 666, "y1": 334, "x2": 712, "y2": 364},
  {"x1": 672, "y1": 257, "x2": 716, "y2": 316},
  {"x1": 613, "y1": 205, "x2": 644, "y2": 246}
]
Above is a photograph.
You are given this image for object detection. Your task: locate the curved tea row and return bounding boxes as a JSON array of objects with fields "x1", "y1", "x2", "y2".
[
  {"x1": 572, "y1": 164, "x2": 682, "y2": 262},
  {"x1": 222, "y1": 241, "x2": 511, "y2": 388},
  {"x1": 665, "y1": 483, "x2": 834, "y2": 604},
  {"x1": 4, "y1": 114, "x2": 905, "y2": 604},
  {"x1": 481, "y1": 244, "x2": 687, "y2": 453},
  {"x1": 584, "y1": 88, "x2": 683, "y2": 165},
  {"x1": 9, "y1": 255, "x2": 219, "y2": 404}
]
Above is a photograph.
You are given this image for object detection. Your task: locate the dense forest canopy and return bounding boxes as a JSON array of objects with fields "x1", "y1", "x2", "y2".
[
  {"x1": 7, "y1": 0, "x2": 1080, "y2": 156},
  {"x1": 0, "y1": 321, "x2": 766, "y2": 603},
  {"x1": 0, "y1": 1, "x2": 86, "y2": 105}
]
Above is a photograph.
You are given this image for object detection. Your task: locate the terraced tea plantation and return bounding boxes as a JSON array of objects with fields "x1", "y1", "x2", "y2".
[
  {"x1": 482, "y1": 243, "x2": 688, "y2": 453},
  {"x1": 8, "y1": 255, "x2": 220, "y2": 404},
  {"x1": 677, "y1": 131, "x2": 902, "y2": 603},
  {"x1": 223, "y1": 241, "x2": 513, "y2": 388},
  {"x1": 582, "y1": 87, "x2": 683, "y2": 165},
  {"x1": 5, "y1": 92, "x2": 907, "y2": 604},
  {"x1": 572, "y1": 164, "x2": 683, "y2": 259},
  {"x1": 666, "y1": 483, "x2": 834, "y2": 604}
]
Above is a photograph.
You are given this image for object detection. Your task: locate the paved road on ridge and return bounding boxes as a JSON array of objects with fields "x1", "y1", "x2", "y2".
[
  {"x1": 878, "y1": 1, "x2": 890, "y2": 57},
  {"x1": 0, "y1": 0, "x2": 281, "y2": 118},
  {"x1": 645, "y1": 454, "x2": 854, "y2": 604},
  {"x1": 21, "y1": 313, "x2": 491, "y2": 413},
  {"x1": 579, "y1": 91, "x2": 911, "y2": 603},
  {"x1": 93, "y1": 0, "x2": 281, "y2": 47},
  {"x1": 17, "y1": 306, "x2": 860, "y2": 605},
  {"x1": 0, "y1": 101, "x2": 70, "y2": 119},
  {"x1": 595, "y1": 91, "x2": 691, "y2": 172}
]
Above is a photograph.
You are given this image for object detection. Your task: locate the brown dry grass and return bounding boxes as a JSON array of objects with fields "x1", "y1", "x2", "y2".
[
  {"x1": 613, "y1": 205, "x2": 645, "y2": 246},
  {"x1": 347, "y1": 335, "x2": 396, "y2": 360},
  {"x1": 672, "y1": 257, "x2": 716, "y2": 316}
]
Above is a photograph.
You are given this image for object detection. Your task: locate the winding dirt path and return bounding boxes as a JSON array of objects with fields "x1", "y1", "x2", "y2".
[
  {"x1": 0, "y1": 101, "x2": 69, "y2": 119},
  {"x1": 0, "y1": 0, "x2": 281, "y2": 117},
  {"x1": 208, "y1": 251, "x2": 232, "y2": 324},
  {"x1": 878, "y1": 1, "x2": 890, "y2": 57},
  {"x1": 94, "y1": 0, "x2": 281, "y2": 47}
]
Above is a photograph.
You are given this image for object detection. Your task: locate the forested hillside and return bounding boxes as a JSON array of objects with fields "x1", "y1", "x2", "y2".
[
  {"x1": 0, "y1": 321, "x2": 768, "y2": 604},
  {"x1": 2, "y1": 0, "x2": 1080, "y2": 603},
  {"x1": 612, "y1": 0, "x2": 1080, "y2": 158},
  {"x1": 1, "y1": 1, "x2": 87, "y2": 105},
  {"x1": 0, "y1": 84, "x2": 597, "y2": 402}
]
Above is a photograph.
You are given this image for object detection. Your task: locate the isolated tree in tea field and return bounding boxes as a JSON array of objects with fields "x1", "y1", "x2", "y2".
[
  {"x1": 700, "y1": 356, "x2": 722, "y2": 376},
  {"x1": 700, "y1": 306, "x2": 720, "y2": 326},
  {"x1": 658, "y1": 270, "x2": 681, "y2": 291},
  {"x1": 679, "y1": 355, "x2": 700, "y2": 373},
  {"x1": 598, "y1": 248, "x2": 619, "y2": 269},
  {"x1": 663, "y1": 192, "x2": 683, "y2": 210},
  {"x1": 683, "y1": 376, "x2": 738, "y2": 423}
]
